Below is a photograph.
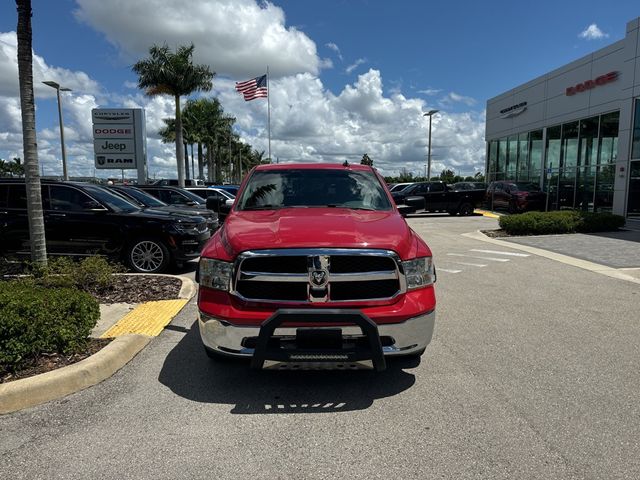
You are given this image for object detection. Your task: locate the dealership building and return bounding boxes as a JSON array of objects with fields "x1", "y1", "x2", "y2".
[{"x1": 485, "y1": 17, "x2": 640, "y2": 217}]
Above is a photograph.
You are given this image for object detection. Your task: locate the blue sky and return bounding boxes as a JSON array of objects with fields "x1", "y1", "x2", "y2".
[{"x1": 1, "y1": 0, "x2": 639, "y2": 179}]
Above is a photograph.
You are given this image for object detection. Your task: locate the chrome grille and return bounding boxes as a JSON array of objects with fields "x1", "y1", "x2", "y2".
[{"x1": 233, "y1": 248, "x2": 404, "y2": 304}]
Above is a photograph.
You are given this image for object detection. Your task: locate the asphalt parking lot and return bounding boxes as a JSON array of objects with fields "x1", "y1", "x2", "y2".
[{"x1": 1, "y1": 214, "x2": 639, "y2": 480}]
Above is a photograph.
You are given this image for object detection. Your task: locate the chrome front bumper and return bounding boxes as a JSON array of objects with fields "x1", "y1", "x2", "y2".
[{"x1": 198, "y1": 309, "x2": 435, "y2": 358}]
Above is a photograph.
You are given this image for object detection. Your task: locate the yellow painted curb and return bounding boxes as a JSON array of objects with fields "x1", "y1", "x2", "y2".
[
  {"x1": 101, "y1": 299, "x2": 188, "y2": 338},
  {"x1": 474, "y1": 209, "x2": 500, "y2": 218}
]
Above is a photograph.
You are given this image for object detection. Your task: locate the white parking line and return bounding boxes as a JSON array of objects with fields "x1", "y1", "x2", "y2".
[
  {"x1": 447, "y1": 253, "x2": 510, "y2": 262},
  {"x1": 437, "y1": 268, "x2": 462, "y2": 273},
  {"x1": 450, "y1": 261, "x2": 487, "y2": 267},
  {"x1": 470, "y1": 249, "x2": 530, "y2": 257}
]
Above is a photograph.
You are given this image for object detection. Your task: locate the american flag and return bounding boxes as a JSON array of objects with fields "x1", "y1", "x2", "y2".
[{"x1": 235, "y1": 74, "x2": 268, "y2": 101}]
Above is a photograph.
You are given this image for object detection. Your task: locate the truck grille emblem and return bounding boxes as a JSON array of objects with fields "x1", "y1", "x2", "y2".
[{"x1": 310, "y1": 270, "x2": 328, "y2": 287}]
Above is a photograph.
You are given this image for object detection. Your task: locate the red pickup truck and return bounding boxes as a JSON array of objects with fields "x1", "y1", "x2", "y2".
[{"x1": 197, "y1": 163, "x2": 436, "y2": 370}]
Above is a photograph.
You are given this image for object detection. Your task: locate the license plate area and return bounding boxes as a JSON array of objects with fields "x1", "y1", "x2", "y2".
[{"x1": 295, "y1": 328, "x2": 342, "y2": 349}]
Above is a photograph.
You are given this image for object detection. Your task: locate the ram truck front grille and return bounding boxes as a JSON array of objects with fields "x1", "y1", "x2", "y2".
[{"x1": 233, "y1": 249, "x2": 404, "y2": 303}]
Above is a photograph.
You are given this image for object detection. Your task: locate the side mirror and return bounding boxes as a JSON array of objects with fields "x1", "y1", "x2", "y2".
[{"x1": 206, "y1": 196, "x2": 222, "y2": 211}]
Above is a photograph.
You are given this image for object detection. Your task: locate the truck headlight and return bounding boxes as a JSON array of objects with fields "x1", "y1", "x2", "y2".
[
  {"x1": 199, "y1": 258, "x2": 233, "y2": 291},
  {"x1": 402, "y1": 257, "x2": 435, "y2": 290}
]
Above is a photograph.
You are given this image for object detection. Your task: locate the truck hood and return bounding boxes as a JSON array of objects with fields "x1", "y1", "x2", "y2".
[{"x1": 218, "y1": 207, "x2": 417, "y2": 259}]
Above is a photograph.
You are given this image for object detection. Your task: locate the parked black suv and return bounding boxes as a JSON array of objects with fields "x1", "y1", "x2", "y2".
[
  {"x1": 0, "y1": 180, "x2": 211, "y2": 273},
  {"x1": 107, "y1": 185, "x2": 219, "y2": 231}
]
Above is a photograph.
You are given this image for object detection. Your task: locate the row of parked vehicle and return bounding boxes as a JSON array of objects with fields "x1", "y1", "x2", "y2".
[
  {"x1": 387, "y1": 180, "x2": 546, "y2": 214},
  {"x1": 0, "y1": 180, "x2": 239, "y2": 274}
]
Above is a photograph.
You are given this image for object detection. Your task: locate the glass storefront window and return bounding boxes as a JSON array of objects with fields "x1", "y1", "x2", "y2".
[
  {"x1": 561, "y1": 121, "x2": 579, "y2": 170},
  {"x1": 517, "y1": 132, "x2": 529, "y2": 181},
  {"x1": 595, "y1": 164, "x2": 615, "y2": 212},
  {"x1": 497, "y1": 138, "x2": 507, "y2": 176},
  {"x1": 631, "y1": 100, "x2": 640, "y2": 160},
  {"x1": 507, "y1": 135, "x2": 518, "y2": 179},
  {"x1": 627, "y1": 161, "x2": 640, "y2": 216},
  {"x1": 529, "y1": 130, "x2": 543, "y2": 178},
  {"x1": 576, "y1": 166, "x2": 596, "y2": 211},
  {"x1": 488, "y1": 141, "x2": 498, "y2": 175},
  {"x1": 579, "y1": 116, "x2": 599, "y2": 167},
  {"x1": 599, "y1": 111, "x2": 619, "y2": 165}
]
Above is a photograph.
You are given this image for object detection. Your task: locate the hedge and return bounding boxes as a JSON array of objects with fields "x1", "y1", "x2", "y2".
[
  {"x1": 0, "y1": 281, "x2": 100, "y2": 374},
  {"x1": 498, "y1": 210, "x2": 625, "y2": 236}
]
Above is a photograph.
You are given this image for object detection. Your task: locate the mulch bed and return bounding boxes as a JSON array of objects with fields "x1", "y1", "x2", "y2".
[{"x1": 1, "y1": 274, "x2": 184, "y2": 384}]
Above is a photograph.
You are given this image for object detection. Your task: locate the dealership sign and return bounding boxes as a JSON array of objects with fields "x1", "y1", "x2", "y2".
[
  {"x1": 565, "y1": 71, "x2": 618, "y2": 96},
  {"x1": 500, "y1": 101, "x2": 527, "y2": 118},
  {"x1": 92, "y1": 108, "x2": 146, "y2": 175}
]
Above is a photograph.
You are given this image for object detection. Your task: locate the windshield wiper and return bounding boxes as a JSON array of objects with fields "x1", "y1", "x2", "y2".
[{"x1": 325, "y1": 204, "x2": 377, "y2": 211}]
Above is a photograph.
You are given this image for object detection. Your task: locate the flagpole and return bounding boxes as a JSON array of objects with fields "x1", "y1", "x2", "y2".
[{"x1": 267, "y1": 66, "x2": 271, "y2": 162}]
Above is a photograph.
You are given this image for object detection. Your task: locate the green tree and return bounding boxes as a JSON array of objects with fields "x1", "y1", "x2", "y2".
[
  {"x1": 132, "y1": 43, "x2": 214, "y2": 187},
  {"x1": 15, "y1": 0, "x2": 46, "y2": 266},
  {"x1": 360, "y1": 153, "x2": 373, "y2": 166},
  {"x1": 439, "y1": 169, "x2": 456, "y2": 184}
]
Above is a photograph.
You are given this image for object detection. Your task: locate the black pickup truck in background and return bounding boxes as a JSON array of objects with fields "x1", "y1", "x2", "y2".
[{"x1": 391, "y1": 181, "x2": 485, "y2": 216}]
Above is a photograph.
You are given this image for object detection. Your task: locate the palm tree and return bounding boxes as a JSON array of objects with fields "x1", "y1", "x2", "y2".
[
  {"x1": 16, "y1": 0, "x2": 46, "y2": 266},
  {"x1": 132, "y1": 43, "x2": 214, "y2": 187}
]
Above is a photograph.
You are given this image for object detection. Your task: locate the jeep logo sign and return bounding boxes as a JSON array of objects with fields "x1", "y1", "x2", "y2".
[{"x1": 94, "y1": 139, "x2": 134, "y2": 154}]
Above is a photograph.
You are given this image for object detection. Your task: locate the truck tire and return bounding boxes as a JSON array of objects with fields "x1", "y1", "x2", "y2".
[
  {"x1": 458, "y1": 203, "x2": 474, "y2": 216},
  {"x1": 126, "y1": 238, "x2": 170, "y2": 273}
]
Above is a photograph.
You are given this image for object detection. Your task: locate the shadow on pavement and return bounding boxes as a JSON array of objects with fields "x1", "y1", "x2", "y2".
[
  {"x1": 158, "y1": 321, "x2": 418, "y2": 414},
  {"x1": 585, "y1": 229, "x2": 640, "y2": 244}
]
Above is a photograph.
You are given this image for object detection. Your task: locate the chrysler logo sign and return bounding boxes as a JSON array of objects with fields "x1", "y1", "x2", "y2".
[{"x1": 500, "y1": 102, "x2": 527, "y2": 118}]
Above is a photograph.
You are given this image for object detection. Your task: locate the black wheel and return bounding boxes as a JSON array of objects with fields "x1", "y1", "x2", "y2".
[
  {"x1": 127, "y1": 238, "x2": 170, "y2": 273},
  {"x1": 508, "y1": 201, "x2": 517, "y2": 214},
  {"x1": 458, "y1": 203, "x2": 474, "y2": 216}
]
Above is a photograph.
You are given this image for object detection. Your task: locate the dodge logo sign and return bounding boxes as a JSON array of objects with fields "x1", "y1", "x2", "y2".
[{"x1": 566, "y1": 71, "x2": 618, "y2": 96}]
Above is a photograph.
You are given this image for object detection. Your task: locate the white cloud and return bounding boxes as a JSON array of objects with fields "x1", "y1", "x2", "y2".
[
  {"x1": 74, "y1": 0, "x2": 323, "y2": 79},
  {"x1": 345, "y1": 58, "x2": 367, "y2": 75},
  {"x1": 418, "y1": 88, "x2": 442, "y2": 96},
  {"x1": 439, "y1": 91, "x2": 477, "y2": 107},
  {"x1": 579, "y1": 24, "x2": 609, "y2": 40},
  {"x1": 0, "y1": 31, "x2": 101, "y2": 98},
  {"x1": 326, "y1": 42, "x2": 343, "y2": 61}
]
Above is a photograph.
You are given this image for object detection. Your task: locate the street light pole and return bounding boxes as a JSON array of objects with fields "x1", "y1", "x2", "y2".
[
  {"x1": 43, "y1": 81, "x2": 71, "y2": 180},
  {"x1": 423, "y1": 110, "x2": 439, "y2": 181}
]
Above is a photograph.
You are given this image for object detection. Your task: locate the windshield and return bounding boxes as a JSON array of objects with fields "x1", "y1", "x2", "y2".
[
  {"x1": 390, "y1": 183, "x2": 412, "y2": 192},
  {"x1": 83, "y1": 185, "x2": 140, "y2": 213},
  {"x1": 121, "y1": 187, "x2": 167, "y2": 207},
  {"x1": 237, "y1": 168, "x2": 392, "y2": 211}
]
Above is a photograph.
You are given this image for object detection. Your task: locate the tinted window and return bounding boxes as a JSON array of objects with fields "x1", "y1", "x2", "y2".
[
  {"x1": 49, "y1": 186, "x2": 95, "y2": 211},
  {"x1": 119, "y1": 187, "x2": 166, "y2": 207},
  {"x1": 82, "y1": 185, "x2": 139, "y2": 212},
  {"x1": 514, "y1": 182, "x2": 541, "y2": 191},
  {"x1": 429, "y1": 183, "x2": 445, "y2": 192}
]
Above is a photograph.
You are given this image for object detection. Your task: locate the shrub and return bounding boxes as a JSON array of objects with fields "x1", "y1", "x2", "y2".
[
  {"x1": 499, "y1": 210, "x2": 625, "y2": 235},
  {"x1": 27, "y1": 256, "x2": 125, "y2": 293},
  {"x1": 577, "y1": 212, "x2": 626, "y2": 233},
  {"x1": 0, "y1": 281, "x2": 100, "y2": 374}
]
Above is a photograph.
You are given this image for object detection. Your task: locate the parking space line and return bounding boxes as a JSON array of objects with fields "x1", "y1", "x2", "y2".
[
  {"x1": 450, "y1": 261, "x2": 487, "y2": 267},
  {"x1": 447, "y1": 253, "x2": 510, "y2": 262},
  {"x1": 437, "y1": 268, "x2": 462, "y2": 273},
  {"x1": 470, "y1": 249, "x2": 530, "y2": 257}
]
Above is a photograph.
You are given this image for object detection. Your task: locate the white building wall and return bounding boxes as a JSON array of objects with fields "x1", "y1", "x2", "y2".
[{"x1": 486, "y1": 17, "x2": 640, "y2": 216}]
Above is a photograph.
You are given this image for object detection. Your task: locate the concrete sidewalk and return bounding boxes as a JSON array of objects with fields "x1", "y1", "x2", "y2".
[{"x1": 0, "y1": 275, "x2": 197, "y2": 415}]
